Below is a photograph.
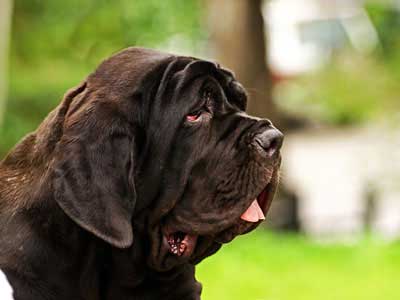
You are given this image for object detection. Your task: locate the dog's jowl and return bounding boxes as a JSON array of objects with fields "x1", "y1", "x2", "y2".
[{"x1": 0, "y1": 47, "x2": 283, "y2": 300}]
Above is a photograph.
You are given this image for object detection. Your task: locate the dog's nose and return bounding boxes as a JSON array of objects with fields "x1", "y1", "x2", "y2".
[{"x1": 255, "y1": 128, "x2": 284, "y2": 157}]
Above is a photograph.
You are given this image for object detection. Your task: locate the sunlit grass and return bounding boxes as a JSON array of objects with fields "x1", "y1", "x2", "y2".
[{"x1": 197, "y1": 230, "x2": 400, "y2": 300}]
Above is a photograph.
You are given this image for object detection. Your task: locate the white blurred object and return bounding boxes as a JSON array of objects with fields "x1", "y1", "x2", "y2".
[
  {"x1": 283, "y1": 125, "x2": 400, "y2": 241},
  {"x1": 263, "y1": 0, "x2": 379, "y2": 76},
  {"x1": 283, "y1": 128, "x2": 366, "y2": 240},
  {"x1": 0, "y1": 270, "x2": 13, "y2": 300},
  {"x1": 363, "y1": 124, "x2": 400, "y2": 239}
]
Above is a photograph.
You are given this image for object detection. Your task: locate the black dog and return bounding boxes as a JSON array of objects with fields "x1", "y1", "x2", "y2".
[{"x1": 0, "y1": 47, "x2": 283, "y2": 300}]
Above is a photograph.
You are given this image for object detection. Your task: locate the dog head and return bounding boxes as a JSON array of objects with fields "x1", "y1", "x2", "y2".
[{"x1": 49, "y1": 47, "x2": 283, "y2": 271}]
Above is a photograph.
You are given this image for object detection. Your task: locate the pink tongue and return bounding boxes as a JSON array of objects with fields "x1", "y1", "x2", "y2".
[{"x1": 240, "y1": 199, "x2": 265, "y2": 223}]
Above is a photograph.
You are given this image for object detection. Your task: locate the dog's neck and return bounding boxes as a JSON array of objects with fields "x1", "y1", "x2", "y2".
[
  {"x1": 1, "y1": 175, "x2": 201, "y2": 299},
  {"x1": 107, "y1": 247, "x2": 201, "y2": 299},
  {"x1": 0, "y1": 134, "x2": 47, "y2": 215}
]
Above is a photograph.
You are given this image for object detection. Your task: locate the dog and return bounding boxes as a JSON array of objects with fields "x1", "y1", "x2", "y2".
[{"x1": 0, "y1": 47, "x2": 283, "y2": 299}]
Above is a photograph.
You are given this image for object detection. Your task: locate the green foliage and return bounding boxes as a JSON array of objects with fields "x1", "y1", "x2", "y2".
[
  {"x1": 1, "y1": 0, "x2": 204, "y2": 157},
  {"x1": 198, "y1": 230, "x2": 400, "y2": 300},
  {"x1": 366, "y1": 1, "x2": 400, "y2": 58},
  {"x1": 12, "y1": 0, "x2": 204, "y2": 64}
]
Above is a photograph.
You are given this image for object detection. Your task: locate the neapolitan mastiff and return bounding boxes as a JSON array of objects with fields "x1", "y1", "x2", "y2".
[{"x1": 0, "y1": 47, "x2": 283, "y2": 299}]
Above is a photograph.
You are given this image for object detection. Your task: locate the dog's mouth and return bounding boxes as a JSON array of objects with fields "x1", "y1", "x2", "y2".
[
  {"x1": 165, "y1": 231, "x2": 198, "y2": 258},
  {"x1": 239, "y1": 184, "x2": 271, "y2": 223},
  {"x1": 163, "y1": 177, "x2": 276, "y2": 257},
  {"x1": 214, "y1": 173, "x2": 279, "y2": 244}
]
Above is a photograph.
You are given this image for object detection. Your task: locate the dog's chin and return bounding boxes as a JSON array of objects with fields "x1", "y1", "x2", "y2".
[
  {"x1": 214, "y1": 173, "x2": 279, "y2": 244},
  {"x1": 159, "y1": 170, "x2": 279, "y2": 264}
]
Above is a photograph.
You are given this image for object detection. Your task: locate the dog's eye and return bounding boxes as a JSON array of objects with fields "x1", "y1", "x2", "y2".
[
  {"x1": 186, "y1": 110, "x2": 203, "y2": 122},
  {"x1": 185, "y1": 90, "x2": 213, "y2": 123}
]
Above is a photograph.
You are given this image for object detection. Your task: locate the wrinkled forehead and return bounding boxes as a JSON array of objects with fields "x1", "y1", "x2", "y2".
[
  {"x1": 167, "y1": 59, "x2": 247, "y2": 111},
  {"x1": 86, "y1": 47, "x2": 247, "y2": 109}
]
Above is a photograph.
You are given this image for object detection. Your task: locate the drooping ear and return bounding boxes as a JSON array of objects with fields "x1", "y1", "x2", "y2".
[{"x1": 51, "y1": 87, "x2": 136, "y2": 249}]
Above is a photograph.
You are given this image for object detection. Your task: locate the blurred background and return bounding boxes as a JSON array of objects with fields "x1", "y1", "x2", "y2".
[{"x1": 1, "y1": 0, "x2": 400, "y2": 299}]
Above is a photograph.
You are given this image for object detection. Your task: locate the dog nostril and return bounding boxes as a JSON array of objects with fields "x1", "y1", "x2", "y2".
[{"x1": 255, "y1": 129, "x2": 284, "y2": 157}]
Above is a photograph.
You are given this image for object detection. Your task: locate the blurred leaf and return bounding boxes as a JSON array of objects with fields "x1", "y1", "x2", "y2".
[
  {"x1": 276, "y1": 53, "x2": 400, "y2": 126},
  {"x1": 2, "y1": 0, "x2": 204, "y2": 157}
]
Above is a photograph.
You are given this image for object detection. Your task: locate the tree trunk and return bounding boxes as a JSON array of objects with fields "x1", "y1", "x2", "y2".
[
  {"x1": 205, "y1": 0, "x2": 278, "y2": 123},
  {"x1": 0, "y1": 0, "x2": 13, "y2": 128}
]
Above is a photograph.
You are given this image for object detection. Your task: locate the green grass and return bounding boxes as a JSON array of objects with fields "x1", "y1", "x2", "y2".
[{"x1": 197, "y1": 230, "x2": 400, "y2": 300}]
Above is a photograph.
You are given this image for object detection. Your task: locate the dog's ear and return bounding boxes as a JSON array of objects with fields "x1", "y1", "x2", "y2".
[{"x1": 51, "y1": 85, "x2": 136, "y2": 249}]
